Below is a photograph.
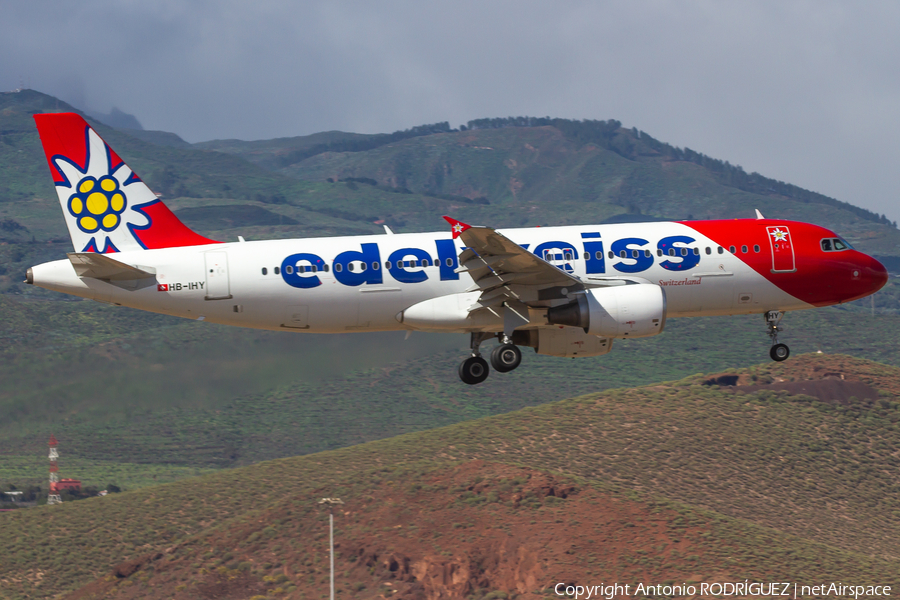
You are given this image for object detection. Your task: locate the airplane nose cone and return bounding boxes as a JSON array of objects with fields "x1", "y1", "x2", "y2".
[{"x1": 867, "y1": 255, "x2": 889, "y2": 293}]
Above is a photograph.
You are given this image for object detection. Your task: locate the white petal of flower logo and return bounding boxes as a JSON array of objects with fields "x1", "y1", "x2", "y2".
[
  {"x1": 769, "y1": 228, "x2": 788, "y2": 242},
  {"x1": 52, "y1": 128, "x2": 152, "y2": 252}
]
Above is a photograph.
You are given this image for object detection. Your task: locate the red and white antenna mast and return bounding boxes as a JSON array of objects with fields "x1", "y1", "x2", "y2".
[{"x1": 48, "y1": 434, "x2": 62, "y2": 505}]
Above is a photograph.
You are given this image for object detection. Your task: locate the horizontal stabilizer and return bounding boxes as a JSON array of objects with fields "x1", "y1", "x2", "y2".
[{"x1": 68, "y1": 252, "x2": 156, "y2": 281}]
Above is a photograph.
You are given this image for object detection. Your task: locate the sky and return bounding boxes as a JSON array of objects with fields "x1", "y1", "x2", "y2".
[{"x1": 2, "y1": 0, "x2": 899, "y2": 223}]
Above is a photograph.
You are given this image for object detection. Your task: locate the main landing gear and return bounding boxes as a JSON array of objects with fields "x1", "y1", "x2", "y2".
[
  {"x1": 765, "y1": 310, "x2": 790, "y2": 362},
  {"x1": 458, "y1": 333, "x2": 523, "y2": 385}
]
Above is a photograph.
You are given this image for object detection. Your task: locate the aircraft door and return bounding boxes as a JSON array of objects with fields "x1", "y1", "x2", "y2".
[
  {"x1": 766, "y1": 226, "x2": 796, "y2": 273},
  {"x1": 204, "y1": 252, "x2": 232, "y2": 300}
]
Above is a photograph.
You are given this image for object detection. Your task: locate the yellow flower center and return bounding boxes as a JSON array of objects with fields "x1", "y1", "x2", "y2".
[{"x1": 86, "y1": 192, "x2": 109, "y2": 215}]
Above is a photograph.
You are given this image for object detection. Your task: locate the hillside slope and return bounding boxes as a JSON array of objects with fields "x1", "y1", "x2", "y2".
[
  {"x1": 67, "y1": 462, "x2": 898, "y2": 600},
  {"x1": 0, "y1": 90, "x2": 392, "y2": 246},
  {"x1": 199, "y1": 119, "x2": 900, "y2": 257},
  {"x1": 2, "y1": 90, "x2": 898, "y2": 256},
  {"x1": 2, "y1": 354, "x2": 899, "y2": 599},
  {"x1": 2, "y1": 295, "x2": 900, "y2": 491}
]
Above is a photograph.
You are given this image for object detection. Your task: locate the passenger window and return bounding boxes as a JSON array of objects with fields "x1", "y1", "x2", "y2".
[
  {"x1": 668, "y1": 248, "x2": 676, "y2": 256},
  {"x1": 729, "y1": 246, "x2": 736, "y2": 253},
  {"x1": 274, "y1": 266, "x2": 280, "y2": 275},
  {"x1": 741, "y1": 245, "x2": 748, "y2": 253},
  {"x1": 385, "y1": 261, "x2": 392, "y2": 270},
  {"x1": 310, "y1": 266, "x2": 317, "y2": 273},
  {"x1": 693, "y1": 248, "x2": 699, "y2": 255},
  {"x1": 620, "y1": 250, "x2": 627, "y2": 258},
  {"x1": 657, "y1": 249, "x2": 663, "y2": 257},
  {"x1": 630, "y1": 250, "x2": 638, "y2": 258},
  {"x1": 595, "y1": 251, "x2": 602, "y2": 260},
  {"x1": 565, "y1": 252, "x2": 573, "y2": 261},
  {"x1": 753, "y1": 245, "x2": 760, "y2": 253},
  {"x1": 644, "y1": 249, "x2": 651, "y2": 257},
  {"x1": 372, "y1": 261, "x2": 380, "y2": 270},
  {"x1": 705, "y1": 247, "x2": 711, "y2": 255},
  {"x1": 334, "y1": 263, "x2": 342, "y2": 273},
  {"x1": 717, "y1": 246, "x2": 724, "y2": 254},
  {"x1": 446, "y1": 258, "x2": 454, "y2": 267},
  {"x1": 608, "y1": 251, "x2": 614, "y2": 259},
  {"x1": 262, "y1": 267, "x2": 268, "y2": 275},
  {"x1": 285, "y1": 265, "x2": 293, "y2": 274},
  {"x1": 323, "y1": 264, "x2": 329, "y2": 273},
  {"x1": 583, "y1": 252, "x2": 589, "y2": 260}
]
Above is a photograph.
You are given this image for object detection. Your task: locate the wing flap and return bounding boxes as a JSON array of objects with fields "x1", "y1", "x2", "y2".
[{"x1": 453, "y1": 224, "x2": 583, "y2": 292}]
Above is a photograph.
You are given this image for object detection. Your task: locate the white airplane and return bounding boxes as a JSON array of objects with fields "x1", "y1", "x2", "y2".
[{"x1": 26, "y1": 114, "x2": 888, "y2": 384}]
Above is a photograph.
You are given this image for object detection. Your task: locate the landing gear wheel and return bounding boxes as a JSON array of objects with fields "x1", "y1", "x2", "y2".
[
  {"x1": 490, "y1": 344, "x2": 522, "y2": 373},
  {"x1": 770, "y1": 343, "x2": 790, "y2": 362},
  {"x1": 459, "y1": 356, "x2": 490, "y2": 385}
]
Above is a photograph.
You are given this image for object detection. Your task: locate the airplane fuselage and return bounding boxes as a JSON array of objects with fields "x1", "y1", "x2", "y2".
[{"x1": 30, "y1": 219, "x2": 886, "y2": 334}]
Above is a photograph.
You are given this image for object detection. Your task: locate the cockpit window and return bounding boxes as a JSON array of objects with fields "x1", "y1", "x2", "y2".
[{"x1": 821, "y1": 237, "x2": 852, "y2": 252}]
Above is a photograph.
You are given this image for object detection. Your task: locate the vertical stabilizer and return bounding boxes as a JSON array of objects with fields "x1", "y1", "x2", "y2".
[{"x1": 33, "y1": 113, "x2": 218, "y2": 253}]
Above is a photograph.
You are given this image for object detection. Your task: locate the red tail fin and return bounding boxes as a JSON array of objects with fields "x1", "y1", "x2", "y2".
[{"x1": 34, "y1": 113, "x2": 218, "y2": 253}]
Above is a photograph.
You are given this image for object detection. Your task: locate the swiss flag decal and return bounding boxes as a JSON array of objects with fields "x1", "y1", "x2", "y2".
[{"x1": 157, "y1": 283, "x2": 169, "y2": 291}]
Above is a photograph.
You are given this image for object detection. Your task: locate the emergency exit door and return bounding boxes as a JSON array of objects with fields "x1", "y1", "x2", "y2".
[{"x1": 204, "y1": 252, "x2": 232, "y2": 300}]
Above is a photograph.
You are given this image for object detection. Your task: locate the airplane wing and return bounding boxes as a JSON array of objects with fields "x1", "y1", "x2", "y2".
[{"x1": 444, "y1": 216, "x2": 591, "y2": 334}]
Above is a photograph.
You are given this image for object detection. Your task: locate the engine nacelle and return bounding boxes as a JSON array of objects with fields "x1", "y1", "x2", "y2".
[
  {"x1": 547, "y1": 284, "x2": 666, "y2": 338},
  {"x1": 398, "y1": 291, "x2": 503, "y2": 331},
  {"x1": 512, "y1": 327, "x2": 613, "y2": 358}
]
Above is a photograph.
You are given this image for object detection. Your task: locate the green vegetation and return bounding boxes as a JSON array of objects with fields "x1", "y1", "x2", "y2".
[
  {"x1": 465, "y1": 116, "x2": 897, "y2": 227},
  {"x1": 2, "y1": 291, "x2": 899, "y2": 491},
  {"x1": 2, "y1": 354, "x2": 900, "y2": 599}
]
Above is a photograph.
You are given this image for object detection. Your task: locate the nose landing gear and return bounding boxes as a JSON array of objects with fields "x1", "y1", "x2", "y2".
[
  {"x1": 458, "y1": 333, "x2": 523, "y2": 384},
  {"x1": 766, "y1": 310, "x2": 790, "y2": 362}
]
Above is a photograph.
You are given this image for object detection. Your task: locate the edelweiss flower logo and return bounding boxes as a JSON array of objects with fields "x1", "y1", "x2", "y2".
[
  {"x1": 769, "y1": 228, "x2": 788, "y2": 242},
  {"x1": 52, "y1": 127, "x2": 155, "y2": 253},
  {"x1": 67, "y1": 175, "x2": 127, "y2": 233}
]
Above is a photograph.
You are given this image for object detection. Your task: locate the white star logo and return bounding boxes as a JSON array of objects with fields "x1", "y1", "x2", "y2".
[
  {"x1": 452, "y1": 223, "x2": 464, "y2": 233},
  {"x1": 770, "y1": 228, "x2": 788, "y2": 242}
]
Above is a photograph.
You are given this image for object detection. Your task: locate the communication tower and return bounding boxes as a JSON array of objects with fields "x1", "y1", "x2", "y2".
[{"x1": 47, "y1": 434, "x2": 62, "y2": 505}]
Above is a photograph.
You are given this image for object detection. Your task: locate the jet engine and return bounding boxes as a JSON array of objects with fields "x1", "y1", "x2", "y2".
[{"x1": 546, "y1": 284, "x2": 666, "y2": 338}]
